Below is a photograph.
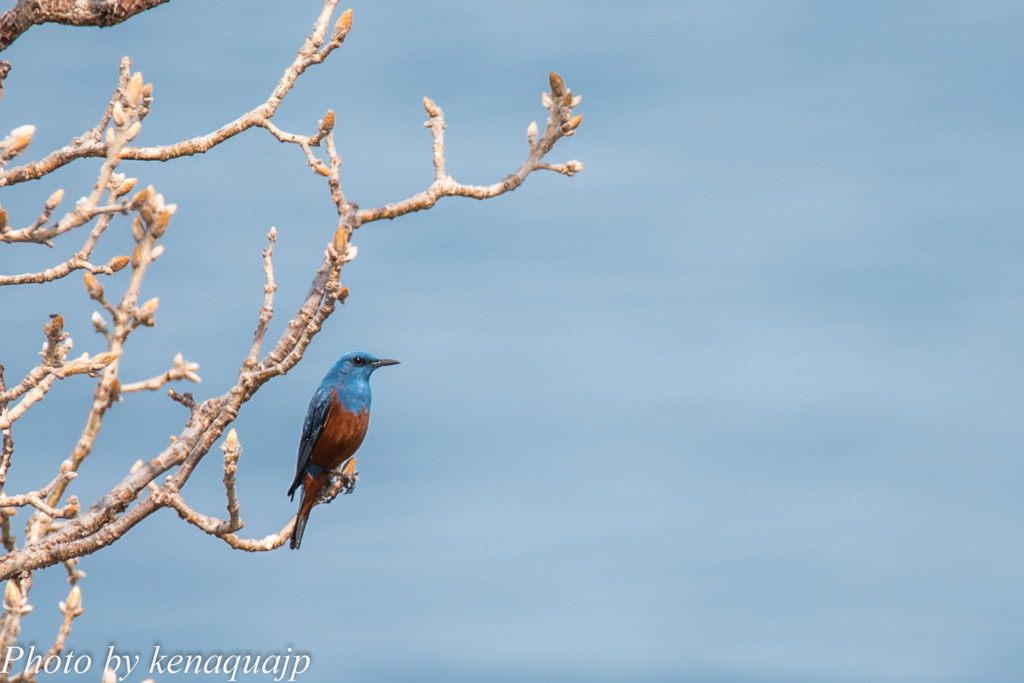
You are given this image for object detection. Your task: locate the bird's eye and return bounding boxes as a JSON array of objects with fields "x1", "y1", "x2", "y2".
[{"x1": 352, "y1": 357, "x2": 365, "y2": 366}]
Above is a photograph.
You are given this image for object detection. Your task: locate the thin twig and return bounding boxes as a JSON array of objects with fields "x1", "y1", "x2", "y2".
[
  {"x1": 357, "y1": 75, "x2": 582, "y2": 226},
  {"x1": 119, "y1": 353, "x2": 200, "y2": 394},
  {"x1": 242, "y1": 228, "x2": 277, "y2": 372}
]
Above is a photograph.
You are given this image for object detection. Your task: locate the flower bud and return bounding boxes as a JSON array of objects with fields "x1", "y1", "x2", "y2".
[
  {"x1": 3, "y1": 124, "x2": 34, "y2": 158},
  {"x1": 92, "y1": 311, "x2": 108, "y2": 333},
  {"x1": 44, "y1": 314, "x2": 64, "y2": 337},
  {"x1": 151, "y1": 205, "x2": 176, "y2": 238},
  {"x1": 131, "y1": 245, "x2": 142, "y2": 268},
  {"x1": 91, "y1": 351, "x2": 120, "y2": 367},
  {"x1": 45, "y1": 188, "x2": 64, "y2": 210},
  {"x1": 130, "y1": 188, "x2": 149, "y2": 211},
  {"x1": 320, "y1": 110, "x2": 335, "y2": 134},
  {"x1": 112, "y1": 101, "x2": 126, "y2": 127},
  {"x1": 549, "y1": 72, "x2": 566, "y2": 97},
  {"x1": 132, "y1": 215, "x2": 146, "y2": 242},
  {"x1": 5, "y1": 580, "x2": 21, "y2": 606},
  {"x1": 126, "y1": 72, "x2": 144, "y2": 107},
  {"x1": 423, "y1": 97, "x2": 439, "y2": 118},
  {"x1": 541, "y1": 92, "x2": 553, "y2": 109},
  {"x1": 149, "y1": 244, "x2": 165, "y2": 261},
  {"x1": 334, "y1": 8, "x2": 353, "y2": 40},
  {"x1": 105, "y1": 127, "x2": 115, "y2": 146},
  {"x1": 107, "y1": 255, "x2": 130, "y2": 272},
  {"x1": 0, "y1": 208, "x2": 7, "y2": 231},
  {"x1": 65, "y1": 585, "x2": 81, "y2": 611},
  {"x1": 135, "y1": 297, "x2": 159, "y2": 326},
  {"x1": 83, "y1": 272, "x2": 104, "y2": 300},
  {"x1": 561, "y1": 114, "x2": 582, "y2": 134},
  {"x1": 125, "y1": 121, "x2": 141, "y2": 141},
  {"x1": 333, "y1": 226, "x2": 348, "y2": 254},
  {"x1": 527, "y1": 121, "x2": 538, "y2": 145},
  {"x1": 342, "y1": 457, "x2": 357, "y2": 477}
]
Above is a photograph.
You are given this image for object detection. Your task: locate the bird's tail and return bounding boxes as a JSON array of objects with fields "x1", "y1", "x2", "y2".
[
  {"x1": 289, "y1": 471, "x2": 324, "y2": 550},
  {"x1": 290, "y1": 511, "x2": 309, "y2": 550}
]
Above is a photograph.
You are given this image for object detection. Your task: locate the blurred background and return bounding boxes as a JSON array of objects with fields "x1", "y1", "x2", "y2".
[{"x1": 1, "y1": 1, "x2": 1023, "y2": 681}]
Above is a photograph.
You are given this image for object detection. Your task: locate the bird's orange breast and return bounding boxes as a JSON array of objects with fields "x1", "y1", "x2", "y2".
[{"x1": 309, "y1": 390, "x2": 370, "y2": 470}]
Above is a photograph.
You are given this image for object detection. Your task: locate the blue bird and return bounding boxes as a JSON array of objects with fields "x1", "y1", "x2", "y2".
[{"x1": 288, "y1": 351, "x2": 399, "y2": 549}]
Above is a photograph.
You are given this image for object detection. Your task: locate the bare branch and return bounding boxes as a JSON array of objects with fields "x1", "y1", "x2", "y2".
[
  {"x1": 0, "y1": 318, "x2": 120, "y2": 431},
  {"x1": 162, "y1": 488, "x2": 295, "y2": 552},
  {"x1": 0, "y1": 5, "x2": 352, "y2": 188},
  {"x1": 0, "y1": 96, "x2": 141, "y2": 244},
  {"x1": 0, "y1": 462, "x2": 79, "y2": 519},
  {"x1": 6, "y1": 583, "x2": 83, "y2": 683},
  {"x1": 119, "y1": 353, "x2": 200, "y2": 394},
  {"x1": 220, "y1": 430, "x2": 242, "y2": 534},
  {"x1": 0, "y1": 60, "x2": 10, "y2": 101},
  {"x1": 0, "y1": 366, "x2": 12, "y2": 498},
  {"x1": 0, "y1": 234, "x2": 347, "y2": 578},
  {"x1": 356, "y1": 73, "x2": 583, "y2": 226},
  {"x1": 0, "y1": 577, "x2": 31, "y2": 674},
  {"x1": 0, "y1": 2, "x2": 584, "y2": 585},
  {"x1": 0, "y1": 0, "x2": 170, "y2": 53},
  {"x1": 0, "y1": 57, "x2": 136, "y2": 188},
  {"x1": 241, "y1": 228, "x2": 277, "y2": 372}
]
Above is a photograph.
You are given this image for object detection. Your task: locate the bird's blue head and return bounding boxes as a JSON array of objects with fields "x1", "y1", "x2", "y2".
[
  {"x1": 322, "y1": 351, "x2": 399, "y2": 413},
  {"x1": 325, "y1": 350, "x2": 399, "y2": 385}
]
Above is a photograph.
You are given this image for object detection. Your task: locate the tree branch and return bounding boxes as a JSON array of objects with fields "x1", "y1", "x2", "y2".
[
  {"x1": 356, "y1": 75, "x2": 582, "y2": 226},
  {"x1": 0, "y1": 0, "x2": 171, "y2": 53},
  {"x1": 0, "y1": 5, "x2": 350, "y2": 188}
]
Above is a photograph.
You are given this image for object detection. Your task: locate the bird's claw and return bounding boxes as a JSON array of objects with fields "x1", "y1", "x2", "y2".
[{"x1": 316, "y1": 458, "x2": 358, "y2": 505}]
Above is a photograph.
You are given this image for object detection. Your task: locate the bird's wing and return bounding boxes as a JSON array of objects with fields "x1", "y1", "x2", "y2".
[{"x1": 288, "y1": 386, "x2": 334, "y2": 499}]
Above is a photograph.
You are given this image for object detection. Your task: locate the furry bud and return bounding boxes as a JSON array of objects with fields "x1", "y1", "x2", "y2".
[
  {"x1": 334, "y1": 8, "x2": 353, "y2": 41},
  {"x1": 65, "y1": 585, "x2": 82, "y2": 611},
  {"x1": 561, "y1": 114, "x2": 582, "y2": 134},
  {"x1": 107, "y1": 255, "x2": 130, "y2": 272},
  {"x1": 132, "y1": 215, "x2": 146, "y2": 242},
  {"x1": 549, "y1": 72, "x2": 566, "y2": 97},
  {"x1": 126, "y1": 72, "x2": 144, "y2": 107},
  {"x1": 45, "y1": 188, "x2": 64, "y2": 210},
  {"x1": 83, "y1": 272, "x2": 103, "y2": 300},
  {"x1": 423, "y1": 97, "x2": 439, "y2": 118},
  {"x1": 320, "y1": 110, "x2": 335, "y2": 134}
]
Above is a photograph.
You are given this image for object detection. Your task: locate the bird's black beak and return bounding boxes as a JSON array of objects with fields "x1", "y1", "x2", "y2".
[{"x1": 372, "y1": 359, "x2": 400, "y2": 368}]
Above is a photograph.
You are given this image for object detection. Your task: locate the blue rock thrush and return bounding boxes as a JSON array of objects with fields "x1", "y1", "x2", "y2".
[{"x1": 288, "y1": 351, "x2": 399, "y2": 549}]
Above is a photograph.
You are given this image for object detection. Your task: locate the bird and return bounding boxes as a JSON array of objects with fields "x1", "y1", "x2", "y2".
[{"x1": 288, "y1": 350, "x2": 399, "y2": 549}]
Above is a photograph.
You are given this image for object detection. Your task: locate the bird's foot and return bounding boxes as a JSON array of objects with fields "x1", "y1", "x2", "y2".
[{"x1": 316, "y1": 458, "x2": 358, "y2": 505}]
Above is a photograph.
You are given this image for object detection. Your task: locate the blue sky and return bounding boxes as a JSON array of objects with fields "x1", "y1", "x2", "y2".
[{"x1": 1, "y1": 1, "x2": 1023, "y2": 681}]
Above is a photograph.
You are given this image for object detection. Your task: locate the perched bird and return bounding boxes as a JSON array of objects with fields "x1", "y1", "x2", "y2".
[{"x1": 288, "y1": 350, "x2": 399, "y2": 549}]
